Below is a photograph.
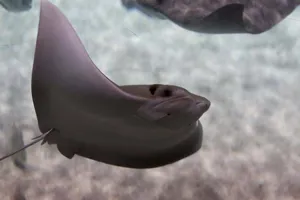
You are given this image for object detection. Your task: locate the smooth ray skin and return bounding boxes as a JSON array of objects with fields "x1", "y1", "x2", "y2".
[
  {"x1": 123, "y1": 0, "x2": 299, "y2": 34},
  {"x1": 0, "y1": 0, "x2": 210, "y2": 169}
]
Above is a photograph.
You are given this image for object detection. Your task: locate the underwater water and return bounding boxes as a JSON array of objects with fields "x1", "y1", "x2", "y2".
[{"x1": 0, "y1": 0, "x2": 300, "y2": 199}]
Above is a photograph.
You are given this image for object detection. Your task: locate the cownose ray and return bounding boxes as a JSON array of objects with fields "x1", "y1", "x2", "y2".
[
  {"x1": 0, "y1": 0, "x2": 210, "y2": 169},
  {"x1": 121, "y1": 0, "x2": 300, "y2": 34}
]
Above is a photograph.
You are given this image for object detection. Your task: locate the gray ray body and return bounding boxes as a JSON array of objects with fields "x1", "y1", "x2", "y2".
[
  {"x1": 122, "y1": 0, "x2": 299, "y2": 34},
  {"x1": 0, "y1": 0, "x2": 31, "y2": 12},
  {"x1": 0, "y1": 0, "x2": 211, "y2": 169}
]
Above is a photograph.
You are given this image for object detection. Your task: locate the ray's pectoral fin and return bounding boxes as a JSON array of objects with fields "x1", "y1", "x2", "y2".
[
  {"x1": 32, "y1": 0, "x2": 138, "y2": 133},
  {"x1": 57, "y1": 144, "x2": 76, "y2": 159},
  {"x1": 56, "y1": 138, "x2": 80, "y2": 159}
]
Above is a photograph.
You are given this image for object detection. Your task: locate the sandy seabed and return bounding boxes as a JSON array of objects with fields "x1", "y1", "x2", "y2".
[{"x1": 0, "y1": 0, "x2": 300, "y2": 199}]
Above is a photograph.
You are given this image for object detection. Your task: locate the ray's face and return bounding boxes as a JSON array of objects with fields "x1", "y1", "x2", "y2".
[
  {"x1": 138, "y1": 84, "x2": 210, "y2": 130},
  {"x1": 0, "y1": 0, "x2": 32, "y2": 12}
]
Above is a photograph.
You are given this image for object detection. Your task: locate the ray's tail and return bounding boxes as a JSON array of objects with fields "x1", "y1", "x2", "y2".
[{"x1": 0, "y1": 128, "x2": 54, "y2": 162}]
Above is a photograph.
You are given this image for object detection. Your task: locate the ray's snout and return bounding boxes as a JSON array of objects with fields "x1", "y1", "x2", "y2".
[{"x1": 196, "y1": 97, "x2": 210, "y2": 113}]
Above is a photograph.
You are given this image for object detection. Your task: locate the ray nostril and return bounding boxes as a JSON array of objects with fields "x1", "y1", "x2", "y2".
[
  {"x1": 149, "y1": 84, "x2": 160, "y2": 95},
  {"x1": 149, "y1": 84, "x2": 173, "y2": 97}
]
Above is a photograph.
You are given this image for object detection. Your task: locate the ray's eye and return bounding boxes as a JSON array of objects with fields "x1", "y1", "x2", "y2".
[
  {"x1": 149, "y1": 84, "x2": 159, "y2": 95},
  {"x1": 149, "y1": 84, "x2": 173, "y2": 97},
  {"x1": 162, "y1": 89, "x2": 172, "y2": 97},
  {"x1": 156, "y1": 0, "x2": 163, "y2": 4}
]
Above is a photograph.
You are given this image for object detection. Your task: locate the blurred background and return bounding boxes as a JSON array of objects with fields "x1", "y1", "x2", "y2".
[{"x1": 0, "y1": 0, "x2": 300, "y2": 199}]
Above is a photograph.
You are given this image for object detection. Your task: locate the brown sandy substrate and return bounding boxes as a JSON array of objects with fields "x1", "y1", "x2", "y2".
[{"x1": 0, "y1": 0, "x2": 300, "y2": 199}]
